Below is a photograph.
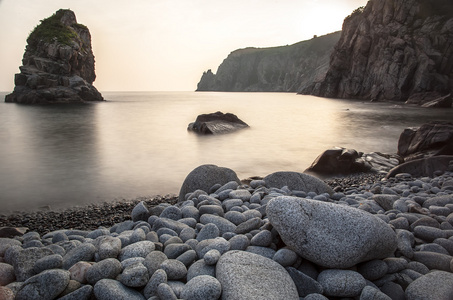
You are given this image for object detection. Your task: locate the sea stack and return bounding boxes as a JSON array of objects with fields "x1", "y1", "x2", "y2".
[{"x1": 5, "y1": 9, "x2": 103, "y2": 104}]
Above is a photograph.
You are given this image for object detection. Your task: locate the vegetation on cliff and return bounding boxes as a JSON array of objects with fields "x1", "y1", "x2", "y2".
[{"x1": 27, "y1": 9, "x2": 79, "y2": 49}]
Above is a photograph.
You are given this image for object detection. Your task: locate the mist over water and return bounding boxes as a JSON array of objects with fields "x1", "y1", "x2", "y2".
[{"x1": 1, "y1": 91, "x2": 452, "y2": 212}]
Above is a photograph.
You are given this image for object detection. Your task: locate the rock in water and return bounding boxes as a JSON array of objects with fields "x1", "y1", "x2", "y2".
[
  {"x1": 178, "y1": 164, "x2": 241, "y2": 201},
  {"x1": 267, "y1": 196, "x2": 397, "y2": 268},
  {"x1": 397, "y1": 122, "x2": 453, "y2": 161},
  {"x1": 216, "y1": 250, "x2": 299, "y2": 300},
  {"x1": 5, "y1": 9, "x2": 103, "y2": 104},
  {"x1": 188, "y1": 111, "x2": 249, "y2": 134}
]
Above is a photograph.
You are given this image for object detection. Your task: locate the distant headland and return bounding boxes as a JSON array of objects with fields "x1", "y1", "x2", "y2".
[{"x1": 197, "y1": 0, "x2": 453, "y2": 107}]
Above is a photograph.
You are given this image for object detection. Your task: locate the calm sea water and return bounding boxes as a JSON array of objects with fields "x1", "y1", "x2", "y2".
[{"x1": 0, "y1": 91, "x2": 452, "y2": 212}]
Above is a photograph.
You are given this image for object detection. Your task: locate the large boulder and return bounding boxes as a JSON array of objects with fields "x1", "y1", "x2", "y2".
[
  {"x1": 263, "y1": 171, "x2": 334, "y2": 195},
  {"x1": 305, "y1": 148, "x2": 401, "y2": 177},
  {"x1": 267, "y1": 196, "x2": 397, "y2": 268},
  {"x1": 405, "y1": 271, "x2": 453, "y2": 300},
  {"x1": 397, "y1": 122, "x2": 453, "y2": 161},
  {"x1": 178, "y1": 164, "x2": 241, "y2": 201},
  {"x1": 386, "y1": 155, "x2": 453, "y2": 178},
  {"x1": 216, "y1": 250, "x2": 299, "y2": 300},
  {"x1": 4, "y1": 9, "x2": 103, "y2": 104},
  {"x1": 188, "y1": 111, "x2": 249, "y2": 134}
]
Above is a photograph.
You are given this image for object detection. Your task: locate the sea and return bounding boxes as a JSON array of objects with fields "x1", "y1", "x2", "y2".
[{"x1": 1, "y1": 91, "x2": 452, "y2": 213}]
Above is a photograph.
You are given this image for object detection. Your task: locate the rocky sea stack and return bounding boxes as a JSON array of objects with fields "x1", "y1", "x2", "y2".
[{"x1": 5, "y1": 9, "x2": 103, "y2": 104}]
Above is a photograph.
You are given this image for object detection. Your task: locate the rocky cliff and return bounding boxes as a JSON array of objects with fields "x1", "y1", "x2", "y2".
[
  {"x1": 5, "y1": 9, "x2": 103, "y2": 104},
  {"x1": 301, "y1": 0, "x2": 453, "y2": 105},
  {"x1": 196, "y1": 32, "x2": 341, "y2": 92}
]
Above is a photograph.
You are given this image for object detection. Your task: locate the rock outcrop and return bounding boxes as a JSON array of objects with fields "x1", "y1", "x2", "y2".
[
  {"x1": 398, "y1": 121, "x2": 453, "y2": 161},
  {"x1": 196, "y1": 32, "x2": 341, "y2": 92},
  {"x1": 300, "y1": 0, "x2": 453, "y2": 104},
  {"x1": 305, "y1": 147, "x2": 402, "y2": 177},
  {"x1": 187, "y1": 111, "x2": 249, "y2": 135},
  {"x1": 5, "y1": 9, "x2": 103, "y2": 104}
]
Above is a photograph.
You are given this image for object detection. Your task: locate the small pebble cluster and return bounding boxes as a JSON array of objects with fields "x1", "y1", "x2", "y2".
[{"x1": 1, "y1": 169, "x2": 453, "y2": 300}]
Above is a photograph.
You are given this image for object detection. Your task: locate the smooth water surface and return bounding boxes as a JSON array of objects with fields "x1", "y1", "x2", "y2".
[{"x1": 1, "y1": 91, "x2": 452, "y2": 212}]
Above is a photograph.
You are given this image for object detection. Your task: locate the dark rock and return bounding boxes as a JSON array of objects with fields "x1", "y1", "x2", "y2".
[
  {"x1": 421, "y1": 94, "x2": 453, "y2": 108},
  {"x1": 0, "y1": 227, "x2": 28, "y2": 238},
  {"x1": 196, "y1": 32, "x2": 341, "y2": 92},
  {"x1": 5, "y1": 9, "x2": 103, "y2": 104},
  {"x1": 305, "y1": 148, "x2": 371, "y2": 176},
  {"x1": 300, "y1": 0, "x2": 453, "y2": 104},
  {"x1": 188, "y1": 111, "x2": 249, "y2": 134},
  {"x1": 178, "y1": 164, "x2": 241, "y2": 201},
  {"x1": 386, "y1": 155, "x2": 453, "y2": 178},
  {"x1": 397, "y1": 122, "x2": 453, "y2": 161}
]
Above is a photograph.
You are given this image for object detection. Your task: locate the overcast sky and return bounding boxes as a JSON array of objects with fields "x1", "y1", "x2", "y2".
[{"x1": 0, "y1": 0, "x2": 367, "y2": 92}]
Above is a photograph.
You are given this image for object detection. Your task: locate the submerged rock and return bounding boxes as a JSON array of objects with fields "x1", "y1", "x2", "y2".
[
  {"x1": 188, "y1": 111, "x2": 249, "y2": 135},
  {"x1": 5, "y1": 9, "x2": 103, "y2": 104}
]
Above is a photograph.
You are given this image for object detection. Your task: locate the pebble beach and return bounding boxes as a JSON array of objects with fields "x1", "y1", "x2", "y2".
[{"x1": 0, "y1": 168, "x2": 453, "y2": 299}]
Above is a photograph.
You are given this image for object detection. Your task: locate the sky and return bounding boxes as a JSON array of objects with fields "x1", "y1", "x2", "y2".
[{"x1": 0, "y1": 0, "x2": 367, "y2": 92}]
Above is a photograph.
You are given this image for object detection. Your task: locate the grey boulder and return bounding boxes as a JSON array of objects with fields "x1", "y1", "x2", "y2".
[
  {"x1": 94, "y1": 279, "x2": 146, "y2": 300},
  {"x1": 216, "y1": 250, "x2": 299, "y2": 300},
  {"x1": 405, "y1": 271, "x2": 453, "y2": 300},
  {"x1": 264, "y1": 171, "x2": 333, "y2": 195},
  {"x1": 179, "y1": 164, "x2": 241, "y2": 201},
  {"x1": 267, "y1": 196, "x2": 397, "y2": 268}
]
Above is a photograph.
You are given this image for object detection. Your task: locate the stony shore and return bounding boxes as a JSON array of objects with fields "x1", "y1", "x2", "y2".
[
  {"x1": 0, "y1": 169, "x2": 452, "y2": 299},
  {"x1": 0, "y1": 173, "x2": 383, "y2": 236}
]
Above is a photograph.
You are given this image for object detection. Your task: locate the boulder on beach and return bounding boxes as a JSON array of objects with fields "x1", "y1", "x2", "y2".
[
  {"x1": 4, "y1": 9, "x2": 103, "y2": 104},
  {"x1": 398, "y1": 122, "x2": 453, "y2": 161},
  {"x1": 264, "y1": 171, "x2": 334, "y2": 195},
  {"x1": 216, "y1": 250, "x2": 299, "y2": 300},
  {"x1": 305, "y1": 147, "x2": 401, "y2": 177},
  {"x1": 266, "y1": 196, "x2": 397, "y2": 268},
  {"x1": 178, "y1": 164, "x2": 241, "y2": 201},
  {"x1": 187, "y1": 111, "x2": 249, "y2": 134}
]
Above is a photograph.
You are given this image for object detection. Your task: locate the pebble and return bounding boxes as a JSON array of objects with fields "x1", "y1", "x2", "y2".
[
  {"x1": 15, "y1": 269, "x2": 70, "y2": 300},
  {"x1": 317, "y1": 269, "x2": 366, "y2": 297},
  {"x1": 181, "y1": 275, "x2": 222, "y2": 300},
  {"x1": 94, "y1": 279, "x2": 145, "y2": 300}
]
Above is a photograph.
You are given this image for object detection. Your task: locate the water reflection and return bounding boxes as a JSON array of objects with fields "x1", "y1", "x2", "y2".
[{"x1": 0, "y1": 103, "x2": 101, "y2": 210}]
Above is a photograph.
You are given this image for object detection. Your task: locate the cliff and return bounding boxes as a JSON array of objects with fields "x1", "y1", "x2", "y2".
[
  {"x1": 196, "y1": 32, "x2": 341, "y2": 92},
  {"x1": 5, "y1": 9, "x2": 103, "y2": 104},
  {"x1": 300, "y1": 0, "x2": 453, "y2": 105}
]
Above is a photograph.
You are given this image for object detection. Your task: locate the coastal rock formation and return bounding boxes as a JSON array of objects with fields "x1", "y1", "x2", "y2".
[
  {"x1": 187, "y1": 111, "x2": 249, "y2": 134},
  {"x1": 196, "y1": 32, "x2": 341, "y2": 92},
  {"x1": 398, "y1": 122, "x2": 453, "y2": 161},
  {"x1": 5, "y1": 9, "x2": 103, "y2": 104},
  {"x1": 301, "y1": 0, "x2": 453, "y2": 104},
  {"x1": 305, "y1": 147, "x2": 401, "y2": 177}
]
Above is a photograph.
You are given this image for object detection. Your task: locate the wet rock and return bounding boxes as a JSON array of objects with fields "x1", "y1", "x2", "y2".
[{"x1": 188, "y1": 111, "x2": 249, "y2": 135}]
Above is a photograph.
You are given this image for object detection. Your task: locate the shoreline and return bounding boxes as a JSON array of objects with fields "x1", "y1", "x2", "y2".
[{"x1": 0, "y1": 173, "x2": 384, "y2": 236}]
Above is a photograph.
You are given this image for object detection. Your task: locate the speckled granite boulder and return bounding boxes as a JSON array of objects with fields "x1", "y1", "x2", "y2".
[
  {"x1": 216, "y1": 250, "x2": 299, "y2": 300},
  {"x1": 267, "y1": 196, "x2": 397, "y2": 268}
]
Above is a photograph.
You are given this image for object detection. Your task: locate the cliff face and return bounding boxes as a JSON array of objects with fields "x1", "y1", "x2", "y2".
[
  {"x1": 301, "y1": 0, "x2": 453, "y2": 104},
  {"x1": 196, "y1": 32, "x2": 341, "y2": 92},
  {"x1": 5, "y1": 9, "x2": 103, "y2": 104}
]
